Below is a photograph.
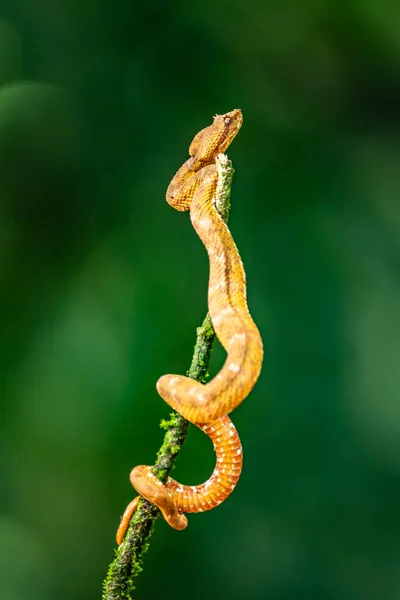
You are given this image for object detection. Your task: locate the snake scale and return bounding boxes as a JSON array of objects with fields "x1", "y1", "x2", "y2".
[{"x1": 116, "y1": 109, "x2": 263, "y2": 544}]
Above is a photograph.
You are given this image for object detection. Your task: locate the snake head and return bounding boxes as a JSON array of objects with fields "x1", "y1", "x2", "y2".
[
  {"x1": 189, "y1": 109, "x2": 243, "y2": 167},
  {"x1": 130, "y1": 465, "x2": 188, "y2": 530}
]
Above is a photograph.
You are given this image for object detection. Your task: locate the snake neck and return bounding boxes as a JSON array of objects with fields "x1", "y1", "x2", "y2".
[{"x1": 187, "y1": 172, "x2": 263, "y2": 414}]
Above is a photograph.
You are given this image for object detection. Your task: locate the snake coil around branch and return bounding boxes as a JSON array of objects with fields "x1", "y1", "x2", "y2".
[{"x1": 117, "y1": 109, "x2": 263, "y2": 543}]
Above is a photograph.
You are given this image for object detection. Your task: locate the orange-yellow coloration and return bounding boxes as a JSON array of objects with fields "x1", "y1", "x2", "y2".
[
  {"x1": 116, "y1": 416, "x2": 242, "y2": 542},
  {"x1": 116, "y1": 497, "x2": 139, "y2": 546},
  {"x1": 167, "y1": 416, "x2": 242, "y2": 513},
  {"x1": 116, "y1": 110, "x2": 263, "y2": 545},
  {"x1": 158, "y1": 109, "x2": 263, "y2": 423}
]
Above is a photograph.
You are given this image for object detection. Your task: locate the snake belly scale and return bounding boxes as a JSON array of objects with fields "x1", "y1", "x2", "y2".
[{"x1": 116, "y1": 109, "x2": 263, "y2": 545}]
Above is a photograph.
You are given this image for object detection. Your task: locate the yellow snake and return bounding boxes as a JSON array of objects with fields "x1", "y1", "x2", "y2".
[{"x1": 116, "y1": 109, "x2": 263, "y2": 544}]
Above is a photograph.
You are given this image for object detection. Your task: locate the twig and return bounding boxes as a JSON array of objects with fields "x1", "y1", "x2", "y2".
[{"x1": 102, "y1": 154, "x2": 235, "y2": 600}]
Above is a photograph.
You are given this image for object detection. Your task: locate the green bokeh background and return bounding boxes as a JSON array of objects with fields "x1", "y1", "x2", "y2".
[{"x1": 1, "y1": 2, "x2": 400, "y2": 599}]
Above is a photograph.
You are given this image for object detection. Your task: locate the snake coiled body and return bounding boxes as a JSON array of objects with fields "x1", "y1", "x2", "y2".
[{"x1": 116, "y1": 110, "x2": 263, "y2": 544}]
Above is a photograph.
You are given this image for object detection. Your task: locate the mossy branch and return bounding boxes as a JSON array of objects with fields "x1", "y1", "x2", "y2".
[{"x1": 102, "y1": 154, "x2": 235, "y2": 600}]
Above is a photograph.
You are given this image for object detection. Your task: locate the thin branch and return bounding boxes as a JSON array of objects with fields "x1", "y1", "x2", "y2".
[{"x1": 102, "y1": 154, "x2": 235, "y2": 600}]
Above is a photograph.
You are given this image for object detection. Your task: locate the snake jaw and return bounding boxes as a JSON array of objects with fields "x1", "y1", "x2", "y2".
[{"x1": 188, "y1": 109, "x2": 243, "y2": 165}]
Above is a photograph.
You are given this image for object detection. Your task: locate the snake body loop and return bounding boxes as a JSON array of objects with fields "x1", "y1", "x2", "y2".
[{"x1": 116, "y1": 110, "x2": 263, "y2": 545}]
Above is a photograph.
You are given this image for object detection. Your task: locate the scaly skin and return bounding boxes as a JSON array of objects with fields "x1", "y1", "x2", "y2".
[{"x1": 116, "y1": 110, "x2": 263, "y2": 544}]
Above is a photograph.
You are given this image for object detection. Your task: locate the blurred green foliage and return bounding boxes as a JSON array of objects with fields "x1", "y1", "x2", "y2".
[{"x1": 1, "y1": 1, "x2": 400, "y2": 599}]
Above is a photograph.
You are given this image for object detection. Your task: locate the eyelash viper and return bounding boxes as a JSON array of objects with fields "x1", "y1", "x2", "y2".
[{"x1": 116, "y1": 109, "x2": 263, "y2": 544}]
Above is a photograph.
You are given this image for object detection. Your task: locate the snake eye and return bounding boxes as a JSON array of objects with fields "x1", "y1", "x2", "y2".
[{"x1": 224, "y1": 117, "x2": 232, "y2": 125}]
